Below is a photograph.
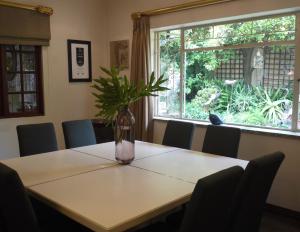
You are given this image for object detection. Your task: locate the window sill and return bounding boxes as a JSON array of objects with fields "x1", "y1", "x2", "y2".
[
  {"x1": 153, "y1": 116, "x2": 300, "y2": 139},
  {"x1": 0, "y1": 112, "x2": 45, "y2": 119}
]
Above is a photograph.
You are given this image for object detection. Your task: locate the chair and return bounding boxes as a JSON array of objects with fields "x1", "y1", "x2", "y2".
[
  {"x1": 179, "y1": 166, "x2": 244, "y2": 232},
  {"x1": 162, "y1": 120, "x2": 195, "y2": 149},
  {"x1": 0, "y1": 163, "x2": 92, "y2": 232},
  {"x1": 62, "y1": 119, "x2": 96, "y2": 149},
  {"x1": 202, "y1": 125, "x2": 241, "y2": 158},
  {"x1": 17, "y1": 123, "x2": 58, "y2": 157},
  {"x1": 228, "y1": 152, "x2": 285, "y2": 232},
  {"x1": 137, "y1": 166, "x2": 244, "y2": 232},
  {"x1": 0, "y1": 162, "x2": 40, "y2": 232}
]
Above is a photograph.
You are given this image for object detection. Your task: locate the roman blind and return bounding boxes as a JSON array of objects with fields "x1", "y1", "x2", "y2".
[{"x1": 0, "y1": 5, "x2": 50, "y2": 45}]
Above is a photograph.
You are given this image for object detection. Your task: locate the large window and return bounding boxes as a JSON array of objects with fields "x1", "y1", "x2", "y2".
[
  {"x1": 154, "y1": 14, "x2": 300, "y2": 130},
  {"x1": 0, "y1": 45, "x2": 44, "y2": 118}
]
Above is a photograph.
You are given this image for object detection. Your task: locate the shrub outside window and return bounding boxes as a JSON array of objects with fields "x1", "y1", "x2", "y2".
[{"x1": 154, "y1": 14, "x2": 299, "y2": 130}]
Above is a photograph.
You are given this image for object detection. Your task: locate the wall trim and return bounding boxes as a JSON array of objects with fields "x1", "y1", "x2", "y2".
[{"x1": 266, "y1": 204, "x2": 300, "y2": 220}]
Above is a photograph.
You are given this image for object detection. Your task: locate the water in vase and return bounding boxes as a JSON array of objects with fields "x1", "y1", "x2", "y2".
[{"x1": 115, "y1": 107, "x2": 135, "y2": 164}]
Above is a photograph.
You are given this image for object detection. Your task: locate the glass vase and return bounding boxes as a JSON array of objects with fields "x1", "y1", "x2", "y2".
[{"x1": 115, "y1": 106, "x2": 135, "y2": 164}]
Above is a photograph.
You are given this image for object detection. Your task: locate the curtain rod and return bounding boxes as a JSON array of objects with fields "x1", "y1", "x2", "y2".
[
  {"x1": 132, "y1": 0, "x2": 236, "y2": 19},
  {"x1": 0, "y1": 0, "x2": 53, "y2": 15}
]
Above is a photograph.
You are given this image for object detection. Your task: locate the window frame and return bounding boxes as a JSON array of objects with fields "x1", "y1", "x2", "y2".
[
  {"x1": 0, "y1": 45, "x2": 44, "y2": 119},
  {"x1": 153, "y1": 12, "x2": 300, "y2": 132}
]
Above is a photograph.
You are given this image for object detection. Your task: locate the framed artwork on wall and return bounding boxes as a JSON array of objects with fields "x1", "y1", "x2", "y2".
[
  {"x1": 110, "y1": 40, "x2": 129, "y2": 69},
  {"x1": 67, "y1": 39, "x2": 92, "y2": 82}
]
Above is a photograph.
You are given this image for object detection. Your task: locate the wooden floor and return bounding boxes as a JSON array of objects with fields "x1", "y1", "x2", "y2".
[{"x1": 261, "y1": 212, "x2": 300, "y2": 232}]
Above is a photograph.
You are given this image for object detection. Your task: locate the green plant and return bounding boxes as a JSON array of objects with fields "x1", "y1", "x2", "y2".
[
  {"x1": 255, "y1": 88, "x2": 292, "y2": 125},
  {"x1": 230, "y1": 81, "x2": 257, "y2": 113},
  {"x1": 92, "y1": 67, "x2": 168, "y2": 122},
  {"x1": 213, "y1": 84, "x2": 231, "y2": 113},
  {"x1": 192, "y1": 87, "x2": 219, "y2": 108},
  {"x1": 230, "y1": 109, "x2": 268, "y2": 126},
  {"x1": 184, "y1": 77, "x2": 293, "y2": 128},
  {"x1": 184, "y1": 102, "x2": 208, "y2": 120}
]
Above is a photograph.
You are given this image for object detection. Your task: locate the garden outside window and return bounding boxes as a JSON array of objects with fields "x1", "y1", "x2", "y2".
[{"x1": 154, "y1": 14, "x2": 300, "y2": 131}]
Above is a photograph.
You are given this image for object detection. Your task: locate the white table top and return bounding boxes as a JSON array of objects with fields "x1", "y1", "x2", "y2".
[
  {"x1": 1, "y1": 149, "x2": 117, "y2": 186},
  {"x1": 73, "y1": 141, "x2": 179, "y2": 161},
  {"x1": 2, "y1": 142, "x2": 249, "y2": 232},
  {"x1": 30, "y1": 165, "x2": 195, "y2": 232},
  {"x1": 131, "y1": 148, "x2": 248, "y2": 184}
]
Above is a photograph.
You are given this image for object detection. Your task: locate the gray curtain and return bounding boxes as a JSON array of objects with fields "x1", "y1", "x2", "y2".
[
  {"x1": 130, "y1": 16, "x2": 153, "y2": 142},
  {"x1": 0, "y1": 5, "x2": 50, "y2": 45}
]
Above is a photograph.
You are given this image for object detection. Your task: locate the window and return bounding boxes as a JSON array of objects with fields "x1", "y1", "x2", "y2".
[
  {"x1": 154, "y1": 14, "x2": 300, "y2": 131},
  {"x1": 0, "y1": 45, "x2": 44, "y2": 118}
]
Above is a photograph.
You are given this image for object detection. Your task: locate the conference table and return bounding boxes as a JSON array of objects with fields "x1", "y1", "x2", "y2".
[{"x1": 1, "y1": 141, "x2": 248, "y2": 232}]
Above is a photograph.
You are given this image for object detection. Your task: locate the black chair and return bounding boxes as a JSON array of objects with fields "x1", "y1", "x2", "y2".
[
  {"x1": 227, "y1": 152, "x2": 285, "y2": 232},
  {"x1": 0, "y1": 163, "x2": 92, "y2": 232},
  {"x1": 162, "y1": 120, "x2": 195, "y2": 149},
  {"x1": 179, "y1": 166, "x2": 244, "y2": 232},
  {"x1": 17, "y1": 123, "x2": 58, "y2": 157},
  {"x1": 202, "y1": 125, "x2": 241, "y2": 158},
  {"x1": 0, "y1": 162, "x2": 40, "y2": 232},
  {"x1": 137, "y1": 166, "x2": 244, "y2": 232},
  {"x1": 62, "y1": 119, "x2": 96, "y2": 149}
]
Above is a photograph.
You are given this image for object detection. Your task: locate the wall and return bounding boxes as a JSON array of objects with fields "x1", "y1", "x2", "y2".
[
  {"x1": 0, "y1": 0, "x2": 108, "y2": 159},
  {"x1": 106, "y1": 0, "x2": 300, "y2": 212}
]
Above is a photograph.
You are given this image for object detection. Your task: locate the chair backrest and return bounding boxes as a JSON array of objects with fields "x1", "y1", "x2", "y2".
[
  {"x1": 202, "y1": 125, "x2": 241, "y2": 158},
  {"x1": 179, "y1": 166, "x2": 244, "y2": 232},
  {"x1": 17, "y1": 123, "x2": 58, "y2": 157},
  {"x1": 228, "y1": 152, "x2": 285, "y2": 232},
  {"x1": 162, "y1": 120, "x2": 195, "y2": 149},
  {"x1": 62, "y1": 119, "x2": 96, "y2": 149},
  {"x1": 0, "y1": 163, "x2": 40, "y2": 232}
]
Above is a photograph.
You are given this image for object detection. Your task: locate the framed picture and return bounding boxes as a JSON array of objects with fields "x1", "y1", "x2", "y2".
[
  {"x1": 67, "y1": 39, "x2": 92, "y2": 82},
  {"x1": 110, "y1": 40, "x2": 129, "y2": 69}
]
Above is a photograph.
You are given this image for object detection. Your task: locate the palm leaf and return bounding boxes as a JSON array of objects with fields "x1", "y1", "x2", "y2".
[{"x1": 92, "y1": 67, "x2": 169, "y2": 123}]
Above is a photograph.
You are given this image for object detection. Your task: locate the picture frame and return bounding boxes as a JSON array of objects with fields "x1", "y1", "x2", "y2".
[
  {"x1": 110, "y1": 40, "x2": 129, "y2": 69},
  {"x1": 67, "y1": 39, "x2": 92, "y2": 82}
]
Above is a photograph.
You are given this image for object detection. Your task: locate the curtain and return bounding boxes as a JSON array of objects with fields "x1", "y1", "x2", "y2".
[
  {"x1": 130, "y1": 16, "x2": 153, "y2": 142},
  {"x1": 0, "y1": 5, "x2": 50, "y2": 45}
]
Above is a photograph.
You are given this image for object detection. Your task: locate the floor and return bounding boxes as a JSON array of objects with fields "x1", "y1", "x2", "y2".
[{"x1": 261, "y1": 212, "x2": 300, "y2": 232}]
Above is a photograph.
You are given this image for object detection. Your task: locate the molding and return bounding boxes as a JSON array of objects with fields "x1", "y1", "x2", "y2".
[{"x1": 266, "y1": 204, "x2": 300, "y2": 221}]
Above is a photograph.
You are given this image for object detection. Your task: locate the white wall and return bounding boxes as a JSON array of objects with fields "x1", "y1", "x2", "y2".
[
  {"x1": 106, "y1": 0, "x2": 300, "y2": 212},
  {"x1": 0, "y1": 0, "x2": 108, "y2": 159}
]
